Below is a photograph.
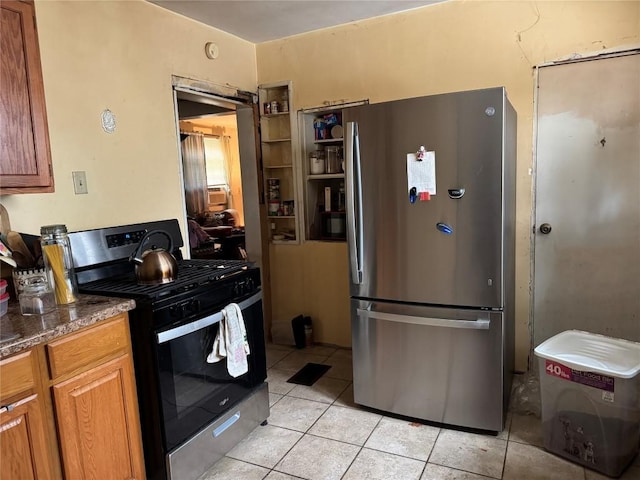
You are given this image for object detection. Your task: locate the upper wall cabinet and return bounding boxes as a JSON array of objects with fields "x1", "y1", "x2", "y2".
[
  {"x1": 258, "y1": 81, "x2": 300, "y2": 244},
  {"x1": 0, "y1": 0, "x2": 54, "y2": 193}
]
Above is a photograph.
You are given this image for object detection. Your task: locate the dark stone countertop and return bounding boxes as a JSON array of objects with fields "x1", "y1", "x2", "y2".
[{"x1": 0, "y1": 294, "x2": 135, "y2": 359}]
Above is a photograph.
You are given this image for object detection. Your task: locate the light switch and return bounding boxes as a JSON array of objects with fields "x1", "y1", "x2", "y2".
[{"x1": 72, "y1": 171, "x2": 88, "y2": 194}]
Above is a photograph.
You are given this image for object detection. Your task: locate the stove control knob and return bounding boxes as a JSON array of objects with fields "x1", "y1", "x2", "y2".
[
  {"x1": 246, "y1": 278, "x2": 255, "y2": 291},
  {"x1": 186, "y1": 299, "x2": 200, "y2": 315}
]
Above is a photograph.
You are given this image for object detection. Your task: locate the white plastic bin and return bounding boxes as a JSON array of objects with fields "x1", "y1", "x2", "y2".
[{"x1": 534, "y1": 330, "x2": 640, "y2": 477}]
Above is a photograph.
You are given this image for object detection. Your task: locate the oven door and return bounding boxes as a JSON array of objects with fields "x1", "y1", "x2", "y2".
[{"x1": 154, "y1": 290, "x2": 266, "y2": 452}]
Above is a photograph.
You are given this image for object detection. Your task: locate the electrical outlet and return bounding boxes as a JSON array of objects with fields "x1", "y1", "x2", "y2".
[{"x1": 72, "y1": 171, "x2": 88, "y2": 194}]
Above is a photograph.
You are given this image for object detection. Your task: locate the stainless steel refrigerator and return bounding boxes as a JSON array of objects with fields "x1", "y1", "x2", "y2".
[{"x1": 343, "y1": 87, "x2": 516, "y2": 432}]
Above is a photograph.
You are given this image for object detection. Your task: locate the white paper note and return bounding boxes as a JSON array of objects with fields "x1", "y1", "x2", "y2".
[{"x1": 406, "y1": 151, "x2": 436, "y2": 195}]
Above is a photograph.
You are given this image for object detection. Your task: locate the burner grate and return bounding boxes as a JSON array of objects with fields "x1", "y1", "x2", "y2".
[{"x1": 79, "y1": 259, "x2": 251, "y2": 300}]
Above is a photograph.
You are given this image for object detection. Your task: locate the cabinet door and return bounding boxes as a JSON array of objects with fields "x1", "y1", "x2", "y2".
[
  {"x1": 0, "y1": 394, "x2": 54, "y2": 480},
  {"x1": 53, "y1": 355, "x2": 145, "y2": 480},
  {"x1": 0, "y1": 0, "x2": 54, "y2": 193}
]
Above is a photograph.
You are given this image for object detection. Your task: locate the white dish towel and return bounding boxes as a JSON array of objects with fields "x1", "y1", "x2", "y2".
[{"x1": 206, "y1": 303, "x2": 251, "y2": 378}]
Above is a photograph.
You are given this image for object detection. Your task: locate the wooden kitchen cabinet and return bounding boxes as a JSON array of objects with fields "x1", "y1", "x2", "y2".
[
  {"x1": 52, "y1": 355, "x2": 144, "y2": 480},
  {"x1": 47, "y1": 314, "x2": 145, "y2": 480},
  {"x1": 0, "y1": 0, "x2": 54, "y2": 193},
  {"x1": 0, "y1": 313, "x2": 145, "y2": 480},
  {"x1": 0, "y1": 350, "x2": 56, "y2": 480}
]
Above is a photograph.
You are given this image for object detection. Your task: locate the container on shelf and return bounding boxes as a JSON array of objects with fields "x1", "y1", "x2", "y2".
[
  {"x1": 313, "y1": 118, "x2": 328, "y2": 140},
  {"x1": 534, "y1": 330, "x2": 640, "y2": 477},
  {"x1": 326, "y1": 146, "x2": 341, "y2": 174},
  {"x1": 321, "y1": 212, "x2": 346, "y2": 239},
  {"x1": 282, "y1": 200, "x2": 294, "y2": 216},
  {"x1": 267, "y1": 178, "x2": 280, "y2": 200},
  {"x1": 309, "y1": 150, "x2": 326, "y2": 175},
  {"x1": 268, "y1": 200, "x2": 281, "y2": 216}
]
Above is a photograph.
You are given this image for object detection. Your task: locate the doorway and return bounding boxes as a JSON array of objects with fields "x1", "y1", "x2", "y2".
[
  {"x1": 178, "y1": 110, "x2": 246, "y2": 259},
  {"x1": 532, "y1": 52, "x2": 640, "y2": 359},
  {"x1": 171, "y1": 76, "x2": 273, "y2": 335}
]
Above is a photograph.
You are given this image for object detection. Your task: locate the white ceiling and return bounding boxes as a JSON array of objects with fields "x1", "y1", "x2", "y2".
[{"x1": 148, "y1": 0, "x2": 443, "y2": 43}]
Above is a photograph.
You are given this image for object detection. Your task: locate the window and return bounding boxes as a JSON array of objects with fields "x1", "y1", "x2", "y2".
[{"x1": 203, "y1": 136, "x2": 228, "y2": 188}]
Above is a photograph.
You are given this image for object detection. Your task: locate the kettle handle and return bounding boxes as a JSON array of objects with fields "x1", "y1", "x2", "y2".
[{"x1": 130, "y1": 230, "x2": 174, "y2": 265}]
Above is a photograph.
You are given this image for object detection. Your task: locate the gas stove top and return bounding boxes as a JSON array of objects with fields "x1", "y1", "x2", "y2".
[{"x1": 79, "y1": 259, "x2": 252, "y2": 301}]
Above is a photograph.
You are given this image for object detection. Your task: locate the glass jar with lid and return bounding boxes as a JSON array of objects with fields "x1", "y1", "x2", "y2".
[
  {"x1": 13, "y1": 268, "x2": 56, "y2": 315},
  {"x1": 40, "y1": 224, "x2": 78, "y2": 304},
  {"x1": 309, "y1": 149, "x2": 326, "y2": 175},
  {"x1": 325, "y1": 146, "x2": 341, "y2": 174}
]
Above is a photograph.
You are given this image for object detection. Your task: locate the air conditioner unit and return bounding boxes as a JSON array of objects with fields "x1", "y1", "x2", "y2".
[{"x1": 208, "y1": 188, "x2": 227, "y2": 206}]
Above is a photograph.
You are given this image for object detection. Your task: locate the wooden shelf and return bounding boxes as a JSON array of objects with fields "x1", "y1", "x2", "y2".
[
  {"x1": 259, "y1": 81, "x2": 299, "y2": 244},
  {"x1": 262, "y1": 112, "x2": 290, "y2": 118},
  {"x1": 307, "y1": 173, "x2": 344, "y2": 180},
  {"x1": 314, "y1": 138, "x2": 343, "y2": 144}
]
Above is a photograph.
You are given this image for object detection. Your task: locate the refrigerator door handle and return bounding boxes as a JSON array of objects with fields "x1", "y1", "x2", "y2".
[
  {"x1": 346, "y1": 121, "x2": 363, "y2": 284},
  {"x1": 357, "y1": 305, "x2": 490, "y2": 330}
]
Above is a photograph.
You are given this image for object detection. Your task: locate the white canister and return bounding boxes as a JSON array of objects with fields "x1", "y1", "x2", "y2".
[{"x1": 309, "y1": 150, "x2": 325, "y2": 175}]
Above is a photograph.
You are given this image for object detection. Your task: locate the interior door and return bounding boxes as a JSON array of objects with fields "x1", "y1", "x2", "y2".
[{"x1": 533, "y1": 53, "x2": 640, "y2": 349}]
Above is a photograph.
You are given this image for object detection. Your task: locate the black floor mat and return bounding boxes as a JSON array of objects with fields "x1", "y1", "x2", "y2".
[{"x1": 286, "y1": 363, "x2": 331, "y2": 386}]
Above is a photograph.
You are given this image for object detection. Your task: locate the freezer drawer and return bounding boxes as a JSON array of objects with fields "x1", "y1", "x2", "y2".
[{"x1": 351, "y1": 299, "x2": 506, "y2": 432}]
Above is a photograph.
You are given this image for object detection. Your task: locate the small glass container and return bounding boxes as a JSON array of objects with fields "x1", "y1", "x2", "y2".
[
  {"x1": 13, "y1": 268, "x2": 56, "y2": 315},
  {"x1": 40, "y1": 224, "x2": 78, "y2": 304},
  {"x1": 326, "y1": 146, "x2": 341, "y2": 174},
  {"x1": 309, "y1": 150, "x2": 326, "y2": 175}
]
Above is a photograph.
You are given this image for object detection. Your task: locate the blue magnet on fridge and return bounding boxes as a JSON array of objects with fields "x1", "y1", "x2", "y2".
[
  {"x1": 436, "y1": 222, "x2": 453, "y2": 235},
  {"x1": 409, "y1": 187, "x2": 417, "y2": 204}
]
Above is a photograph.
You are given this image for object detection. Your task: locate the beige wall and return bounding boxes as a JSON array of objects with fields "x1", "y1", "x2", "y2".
[
  {"x1": 256, "y1": 0, "x2": 640, "y2": 370},
  {"x1": 1, "y1": 0, "x2": 256, "y2": 250}
]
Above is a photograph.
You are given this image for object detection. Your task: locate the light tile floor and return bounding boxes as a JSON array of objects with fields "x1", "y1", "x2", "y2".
[{"x1": 199, "y1": 344, "x2": 640, "y2": 480}]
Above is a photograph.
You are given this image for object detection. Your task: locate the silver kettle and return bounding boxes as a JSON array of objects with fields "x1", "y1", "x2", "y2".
[{"x1": 129, "y1": 230, "x2": 178, "y2": 285}]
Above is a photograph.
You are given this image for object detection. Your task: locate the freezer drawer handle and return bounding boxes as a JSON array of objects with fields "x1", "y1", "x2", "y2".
[{"x1": 357, "y1": 307, "x2": 490, "y2": 330}]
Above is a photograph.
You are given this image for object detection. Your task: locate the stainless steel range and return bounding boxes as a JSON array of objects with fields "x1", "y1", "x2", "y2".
[{"x1": 69, "y1": 219, "x2": 268, "y2": 480}]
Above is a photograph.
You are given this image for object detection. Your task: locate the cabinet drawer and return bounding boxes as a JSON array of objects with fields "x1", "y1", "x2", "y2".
[
  {"x1": 47, "y1": 314, "x2": 129, "y2": 380},
  {"x1": 0, "y1": 350, "x2": 36, "y2": 400}
]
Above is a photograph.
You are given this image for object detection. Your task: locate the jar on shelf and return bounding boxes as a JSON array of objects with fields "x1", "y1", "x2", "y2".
[
  {"x1": 326, "y1": 146, "x2": 341, "y2": 174},
  {"x1": 267, "y1": 178, "x2": 280, "y2": 200},
  {"x1": 309, "y1": 149, "x2": 326, "y2": 175},
  {"x1": 40, "y1": 224, "x2": 78, "y2": 304}
]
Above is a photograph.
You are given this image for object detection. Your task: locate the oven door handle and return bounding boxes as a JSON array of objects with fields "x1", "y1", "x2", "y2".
[{"x1": 156, "y1": 291, "x2": 262, "y2": 344}]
